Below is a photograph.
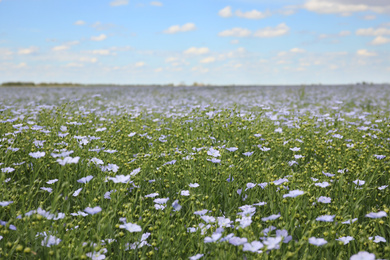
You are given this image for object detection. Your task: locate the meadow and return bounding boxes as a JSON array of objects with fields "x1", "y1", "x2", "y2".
[{"x1": 0, "y1": 85, "x2": 389, "y2": 259}]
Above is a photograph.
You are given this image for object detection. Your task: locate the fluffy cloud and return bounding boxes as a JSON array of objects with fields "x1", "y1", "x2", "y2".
[
  {"x1": 150, "y1": 1, "x2": 162, "y2": 6},
  {"x1": 371, "y1": 36, "x2": 390, "y2": 45},
  {"x1": 74, "y1": 20, "x2": 85, "y2": 26},
  {"x1": 135, "y1": 61, "x2": 145, "y2": 67},
  {"x1": 183, "y1": 47, "x2": 209, "y2": 55},
  {"x1": 18, "y1": 47, "x2": 38, "y2": 55},
  {"x1": 110, "y1": 0, "x2": 128, "y2": 7},
  {"x1": 219, "y1": 6, "x2": 233, "y2": 17},
  {"x1": 218, "y1": 28, "x2": 251, "y2": 37},
  {"x1": 357, "y1": 49, "x2": 377, "y2": 56},
  {"x1": 163, "y1": 23, "x2": 196, "y2": 34},
  {"x1": 52, "y1": 45, "x2": 69, "y2": 51},
  {"x1": 79, "y1": 57, "x2": 98, "y2": 63},
  {"x1": 219, "y1": 6, "x2": 270, "y2": 19},
  {"x1": 91, "y1": 34, "x2": 107, "y2": 41},
  {"x1": 253, "y1": 23, "x2": 289, "y2": 38},
  {"x1": 356, "y1": 27, "x2": 390, "y2": 36},
  {"x1": 303, "y1": 0, "x2": 390, "y2": 15},
  {"x1": 290, "y1": 48, "x2": 305, "y2": 53},
  {"x1": 90, "y1": 49, "x2": 111, "y2": 55},
  {"x1": 235, "y1": 9, "x2": 271, "y2": 19},
  {"x1": 200, "y1": 57, "x2": 216, "y2": 63}
]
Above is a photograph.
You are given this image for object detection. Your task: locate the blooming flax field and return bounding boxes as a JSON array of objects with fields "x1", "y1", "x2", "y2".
[{"x1": 0, "y1": 85, "x2": 390, "y2": 260}]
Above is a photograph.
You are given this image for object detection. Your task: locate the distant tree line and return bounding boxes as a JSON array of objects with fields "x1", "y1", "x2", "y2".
[{"x1": 1, "y1": 82, "x2": 83, "y2": 86}]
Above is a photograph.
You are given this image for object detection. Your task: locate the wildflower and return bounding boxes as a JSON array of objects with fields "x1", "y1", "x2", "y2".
[
  {"x1": 73, "y1": 188, "x2": 82, "y2": 197},
  {"x1": 229, "y1": 237, "x2": 248, "y2": 246},
  {"x1": 243, "y1": 241, "x2": 263, "y2": 252},
  {"x1": 217, "y1": 217, "x2": 232, "y2": 227},
  {"x1": 378, "y1": 185, "x2": 388, "y2": 190},
  {"x1": 194, "y1": 209, "x2": 208, "y2": 216},
  {"x1": 207, "y1": 147, "x2": 221, "y2": 157},
  {"x1": 332, "y1": 134, "x2": 343, "y2": 139},
  {"x1": 46, "y1": 179, "x2": 58, "y2": 184},
  {"x1": 245, "y1": 183, "x2": 256, "y2": 190},
  {"x1": 84, "y1": 206, "x2": 102, "y2": 215},
  {"x1": 262, "y1": 226, "x2": 276, "y2": 236},
  {"x1": 204, "y1": 233, "x2": 222, "y2": 243},
  {"x1": 104, "y1": 190, "x2": 115, "y2": 199},
  {"x1": 253, "y1": 201, "x2": 267, "y2": 206},
  {"x1": 128, "y1": 132, "x2": 136, "y2": 137},
  {"x1": 227, "y1": 175, "x2": 234, "y2": 182},
  {"x1": 86, "y1": 248, "x2": 107, "y2": 260},
  {"x1": 275, "y1": 127, "x2": 283, "y2": 133},
  {"x1": 264, "y1": 236, "x2": 282, "y2": 250},
  {"x1": 308, "y1": 237, "x2": 327, "y2": 246},
  {"x1": 322, "y1": 172, "x2": 335, "y2": 177},
  {"x1": 353, "y1": 179, "x2": 365, "y2": 186},
  {"x1": 350, "y1": 251, "x2": 375, "y2": 260},
  {"x1": 1, "y1": 167, "x2": 15, "y2": 173},
  {"x1": 163, "y1": 160, "x2": 176, "y2": 165},
  {"x1": 101, "y1": 164, "x2": 119, "y2": 172},
  {"x1": 57, "y1": 156, "x2": 80, "y2": 165},
  {"x1": 189, "y1": 183, "x2": 199, "y2": 188},
  {"x1": 180, "y1": 190, "x2": 190, "y2": 196},
  {"x1": 207, "y1": 158, "x2": 221, "y2": 163},
  {"x1": 70, "y1": 211, "x2": 88, "y2": 217},
  {"x1": 40, "y1": 235, "x2": 62, "y2": 247},
  {"x1": 283, "y1": 190, "x2": 304, "y2": 198},
  {"x1": 189, "y1": 254, "x2": 204, "y2": 260},
  {"x1": 96, "y1": 127, "x2": 107, "y2": 132},
  {"x1": 145, "y1": 192, "x2": 159, "y2": 198},
  {"x1": 262, "y1": 213, "x2": 281, "y2": 221},
  {"x1": 317, "y1": 196, "x2": 331, "y2": 204},
  {"x1": 258, "y1": 146, "x2": 271, "y2": 151},
  {"x1": 290, "y1": 147, "x2": 300, "y2": 152},
  {"x1": 315, "y1": 182, "x2": 330, "y2": 188},
  {"x1": 336, "y1": 236, "x2": 354, "y2": 245},
  {"x1": 243, "y1": 152, "x2": 254, "y2": 156},
  {"x1": 226, "y1": 147, "x2": 238, "y2": 152},
  {"x1": 120, "y1": 222, "x2": 142, "y2": 232},
  {"x1": 273, "y1": 178, "x2": 288, "y2": 185},
  {"x1": 90, "y1": 158, "x2": 104, "y2": 165},
  {"x1": 369, "y1": 235, "x2": 386, "y2": 243},
  {"x1": 276, "y1": 229, "x2": 292, "y2": 243},
  {"x1": 154, "y1": 204, "x2": 166, "y2": 210},
  {"x1": 294, "y1": 154, "x2": 304, "y2": 159},
  {"x1": 107, "y1": 175, "x2": 131, "y2": 183},
  {"x1": 154, "y1": 198, "x2": 169, "y2": 204},
  {"x1": 373, "y1": 154, "x2": 386, "y2": 160},
  {"x1": 172, "y1": 200, "x2": 182, "y2": 211},
  {"x1": 288, "y1": 160, "x2": 298, "y2": 166},
  {"x1": 341, "y1": 218, "x2": 358, "y2": 224},
  {"x1": 77, "y1": 175, "x2": 93, "y2": 184},
  {"x1": 316, "y1": 215, "x2": 335, "y2": 222},
  {"x1": 0, "y1": 201, "x2": 13, "y2": 207},
  {"x1": 258, "y1": 182, "x2": 268, "y2": 189},
  {"x1": 130, "y1": 167, "x2": 141, "y2": 176},
  {"x1": 366, "y1": 211, "x2": 387, "y2": 218},
  {"x1": 201, "y1": 215, "x2": 216, "y2": 223},
  {"x1": 40, "y1": 187, "x2": 52, "y2": 193}
]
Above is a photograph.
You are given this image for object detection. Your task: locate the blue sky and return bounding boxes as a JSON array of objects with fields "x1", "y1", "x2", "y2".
[{"x1": 0, "y1": 0, "x2": 389, "y2": 85}]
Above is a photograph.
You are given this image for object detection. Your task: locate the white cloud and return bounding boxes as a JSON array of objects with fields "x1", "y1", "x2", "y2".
[
  {"x1": 235, "y1": 9, "x2": 270, "y2": 19},
  {"x1": 79, "y1": 57, "x2": 98, "y2": 63},
  {"x1": 363, "y1": 15, "x2": 376, "y2": 20},
  {"x1": 52, "y1": 45, "x2": 69, "y2": 51},
  {"x1": 91, "y1": 34, "x2": 107, "y2": 41},
  {"x1": 253, "y1": 23, "x2": 289, "y2": 38},
  {"x1": 163, "y1": 23, "x2": 196, "y2": 34},
  {"x1": 200, "y1": 57, "x2": 216, "y2": 63},
  {"x1": 231, "y1": 39, "x2": 239, "y2": 44},
  {"x1": 219, "y1": 6, "x2": 233, "y2": 18},
  {"x1": 90, "y1": 49, "x2": 111, "y2": 55},
  {"x1": 371, "y1": 36, "x2": 390, "y2": 45},
  {"x1": 18, "y1": 47, "x2": 38, "y2": 55},
  {"x1": 135, "y1": 61, "x2": 145, "y2": 67},
  {"x1": 150, "y1": 1, "x2": 162, "y2": 6},
  {"x1": 110, "y1": 0, "x2": 128, "y2": 7},
  {"x1": 290, "y1": 48, "x2": 305, "y2": 53},
  {"x1": 65, "y1": 63, "x2": 84, "y2": 68},
  {"x1": 192, "y1": 66, "x2": 209, "y2": 73},
  {"x1": 183, "y1": 47, "x2": 209, "y2": 55},
  {"x1": 16, "y1": 62, "x2": 27, "y2": 68},
  {"x1": 74, "y1": 20, "x2": 85, "y2": 26},
  {"x1": 356, "y1": 27, "x2": 390, "y2": 36},
  {"x1": 155, "y1": 67, "x2": 163, "y2": 72},
  {"x1": 357, "y1": 49, "x2": 377, "y2": 56},
  {"x1": 303, "y1": 0, "x2": 390, "y2": 15},
  {"x1": 218, "y1": 27, "x2": 251, "y2": 37}
]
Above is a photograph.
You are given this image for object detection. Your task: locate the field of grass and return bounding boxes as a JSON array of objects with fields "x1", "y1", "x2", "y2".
[{"x1": 1, "y1": 85, "x2": 390, "y2": 259}]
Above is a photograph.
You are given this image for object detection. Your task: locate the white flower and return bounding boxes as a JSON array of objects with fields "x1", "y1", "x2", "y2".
[
  {"x1": 350, "y1": 251, "x2": 375, "y2": 260},
  {"x1": 41, "y1": 235, "x2": 62, "y2": 247},
  {"x1": 226, "y1": 147, "x2": 238, "y2": 152},
  {"x1": 180, "y1": 190, "x2": 190, "y2": 196},
  {"x1": 29, "y1": 151, "x2": 45, "y2": 158},
  {"x1": 353, "y1": 179, "x2": 365, "y2": 186},
  {"x1": 73, "y1": 188, "x2": 82, "y2": 197},
  {"x1": 201, "y1": 215, "x2": 216, "y2": 223},
  {"x1": 77, "y1": 175, "x2": 93, "y2": 184},
  {"x1": 315, "y1": 182, "x2": 330, "y2": 188},
  {"x1": 229, "y1": 237, "x2": 247, "y2": 246},
  {"x1": 154, "y1": 198, "x2": 169, "y2": 204},
  {"x1": 283, "y1": 190, "x2": 304, "y2": 198},
  {"x1": 290, "y1": 147, "x2": 300, "y2": 152},
  {"x1": 273, "y1": 178, "x2": 288, "y2": 185},
  {"x1": 316, "y1": 215, "x2": 335, "y2": 222},
  {"x1": 46, "y1": 179, "x2": 58, "y2": 184},
  {"x1": 120, "y1": 222, "x2": 142, "y2": 232},
  {"x1": 128, "y1": 132, "x2": 136, "y2": 137},
  {"x1": 194, "y1": 209, "x2": 209, "y2": 216},
  {"x1": 204, "y1": 233, "x2": 222, "y2": 243},
  {"x1": 317, "y1": 196, "x2": 331, "y2": 204},
  {"x1": 207, "y1": 147, "x2": 221, "y2": 157},
  {"x1": 366, "y1": 211, "x2": 387, "y2": 218},
  {"x1": 207, "y1": 158, "x2": 221, "y2": 163},
  {"x1": 243, "y1": 241, "x2": 263, "y2": 252},
  {"x1": 108, "y1": 175, "x2": 131, "y2": 183},
  {"x1": 130, "y1": 168, "x2": 141, "y2": 176},
  {"x1": 1, "y1": 167, "x2": 15, "y2": 173},
  {"x1": 189, "y1": 254, "x2": 204, "y2": 260},
  {"x1": 84, "y1": 206, "x2": 102, "y2": 215},
  {"x1": 258, "y1": 146, "x2": 271, "y2": 151},
  {"x1": 308, "y1": 237, "x2": 327, "y2": 246},
  {"x1": 263, "y1": 236, "x2": 282, "y2": 250},
  {"x1": 145, "y1": 192, "x2": 159, "y2": 198},
  {"x1": 245, "y1": 183, "x2": 257, "y2": 190},
  {"x1": 341, "y1": 218, "x2": 358, "y2": 224},
  {"x1": 0, "y1": 201, "x2": 13, "y2": 207},
  {"x1": 243, "y1": 152, "x2": 253, "y2": 156},
  {"x1": 369, "y1": 235, "x2": 386, "y2": 243},
  {"x1": 262, "y1": 213, "x2": 281, "y2": 221},
  {"x1": 189, "y1": 183, "x2": 199, "y2": 188},
  {"x1": 90, "y1": 157, "x2": 104, "y2": 165},
  {"x1": 57, "y1": 156, "x2": 80, "y2": 165},
  {"x1": 172, "y1": 200, "x2": 182, "y2": 211},
  {"x1": 336, "y1": 236, "x2": 354, "y2": 245},
  {"x1": 40, "y1": 187, "x2": 52, "y2": 193}
]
